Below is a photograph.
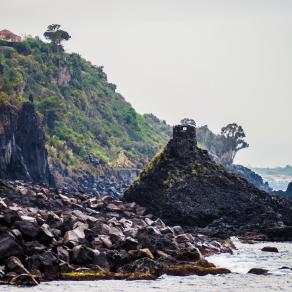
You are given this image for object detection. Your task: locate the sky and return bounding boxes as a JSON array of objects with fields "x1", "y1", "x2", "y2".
[{"x1": 1, "y1": 0, "x2": 292, "y2": 167}]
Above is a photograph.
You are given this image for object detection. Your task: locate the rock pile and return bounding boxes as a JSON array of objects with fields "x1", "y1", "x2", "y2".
[
  {"x1": 0, "y1": 180, "x2": 232, "y2": 286},
  {"x1": 124, "y1": 125, "x2": 292, "y2": 240}
]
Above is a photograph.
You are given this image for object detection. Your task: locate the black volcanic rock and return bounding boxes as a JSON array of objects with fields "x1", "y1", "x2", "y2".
[
  {"x1": 124, "y1": 124, "x2": 292, "y2": 239},
  {"x1": 0, "y1": 102, "x2": 54, "y2": 186},
  {"x1": 287, "y1": 182, "x2": 292, "y2": 195},
  {"x1": 0, "y1": 179, "x2": 233, "y2": 285}
]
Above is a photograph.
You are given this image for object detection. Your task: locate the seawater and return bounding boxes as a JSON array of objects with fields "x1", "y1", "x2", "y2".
[{"x1": 2, "y1": 238, "x2": 292, "y2": 292}]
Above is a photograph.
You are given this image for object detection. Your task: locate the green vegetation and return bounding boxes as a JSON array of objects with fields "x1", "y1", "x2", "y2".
[
  {"x1": 44, "y1": 24, "x2": 71, "y2": 47},
  {"x1": 0, "y1": 28, "x2": 247, "y2": 180},
  {"x1": 0, "y1": 34, "x2": 171, "y2": 176},
  {"x1": 196, "y1": 124, "x2": 249, "y2": 166}
]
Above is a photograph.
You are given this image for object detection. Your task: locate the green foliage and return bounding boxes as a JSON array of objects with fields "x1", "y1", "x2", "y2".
[
  {"x1": 43, "y1": 24, "x2": 71, "y2": 47},
  {"x1": 220, "y1": 123, "x2": 249, "y2": 165},
  {"x1": 36, "y1": 95, "x2": 65, "y2": 131},
  {"x1": 197, "y1": 124, "x2": 249, "y2": 166},
  {"x1": 0, "y1": 36, "x2": 171, "y2": 174}
]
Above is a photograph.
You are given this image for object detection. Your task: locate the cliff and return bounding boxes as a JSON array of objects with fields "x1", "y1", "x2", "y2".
[
  {"x1": 124, "y1": 124, "x2": 292, "y2": 240},
  {"x1": 0, "y1": 102, "x2": 54, "y2": 186}
]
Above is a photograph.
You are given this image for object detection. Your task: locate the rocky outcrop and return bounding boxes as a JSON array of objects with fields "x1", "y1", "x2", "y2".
[
  {"x1": 0, "y1": 102, "x2": 54, "y2": 186},
  {"x1": 273, "y1": 182, "x2": 292, "y2": 198},
  {"x1": 124, "y1": 124, "x2": 292, "y2": 240},
  {"x1": 287, "y1": 182, "x2": 292, "y2": 195},
  {"x1": 227, "y1": 164, "x2": 272, "y2": 192},
  {"x1": 0, "y1": 179, "x2": 232, "y2": 286}
]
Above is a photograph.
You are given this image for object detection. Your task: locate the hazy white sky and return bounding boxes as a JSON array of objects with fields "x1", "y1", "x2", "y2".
[{"x1": 1, "y1": 0, "x2": 292, "y2": 167}]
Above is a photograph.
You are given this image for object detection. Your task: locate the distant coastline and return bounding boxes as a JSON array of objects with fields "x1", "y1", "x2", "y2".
[{"x1": 251, "y1": 165, "x2": 292, "y2": 190}]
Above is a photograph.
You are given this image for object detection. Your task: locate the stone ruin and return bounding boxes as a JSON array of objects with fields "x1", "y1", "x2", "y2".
[{"x1": 170, "y1": 119, "x2": 197, "y2": 159}]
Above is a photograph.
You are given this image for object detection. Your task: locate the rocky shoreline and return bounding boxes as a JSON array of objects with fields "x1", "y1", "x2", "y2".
[{"x1": 0, "y1": 180, "x2": 233, "y2": 286}]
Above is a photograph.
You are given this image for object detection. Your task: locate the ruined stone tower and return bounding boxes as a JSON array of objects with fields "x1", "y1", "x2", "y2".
[{"x1": 170, "y1": 120, "x2": 197, "y2": 159}]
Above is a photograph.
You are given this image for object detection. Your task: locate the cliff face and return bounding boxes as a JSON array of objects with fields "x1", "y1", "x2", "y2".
[
  {"x1": 124, "y1": 125, "x2": 292, "y2": 240},
  {"x1": 0, "y1": 102, "x2": 55, "y2": 186}
]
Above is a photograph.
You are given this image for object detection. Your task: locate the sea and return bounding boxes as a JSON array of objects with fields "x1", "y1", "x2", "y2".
[{"x1": 2, "y1": 238, "x2": 292, "y2": 292}]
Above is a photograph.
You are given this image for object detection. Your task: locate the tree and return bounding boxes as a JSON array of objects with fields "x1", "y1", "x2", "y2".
[
  {"x1": 219, "y1": 123, "x2": 249, "y2": 165},
  {"x1": 180, "y1": 118, "x2": 196, "y2": 127},
  {"x1": 43, "y1": 24, "x2": 71, "y2": 47}
]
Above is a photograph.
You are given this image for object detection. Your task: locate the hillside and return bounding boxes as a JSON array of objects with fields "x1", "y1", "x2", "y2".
[
  {"x1": 0, "y1": 37, "x2": 171, "y2": 191},
  {"x1": 0, "y1": 35, "x2": 269, "y2": 195}
]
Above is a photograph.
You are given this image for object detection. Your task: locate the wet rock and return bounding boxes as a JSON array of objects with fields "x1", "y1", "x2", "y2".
[
  {"x1": 164, "y1": 263, "x2": 231, "y2": 276},
  {"x1": 279, "y1": 266, "x2": 291, "y2": 270},
  {"x1": 173, "y1": 247, "x2": 202, "y2": 262},
  {"x1": 9, "y1": 273, "x2": 39, "y2": 286},
  {"x1": 248, "y1": 268, "x2": 269, "y2": 275},
  {"x1": 118, "y1": 257, "x2": 163, "y2": 277},
  {"x1": 261, "y1": 246, "x2": 279, "y2": 253}
]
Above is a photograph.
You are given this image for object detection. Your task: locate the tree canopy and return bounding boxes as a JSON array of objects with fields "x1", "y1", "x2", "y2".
[
  {"x1": 43, "y1": 24, "x2": 71, "y2": 47},
  {"x1": 219, "y1": 123, "x2": 249, "y2": 165}
]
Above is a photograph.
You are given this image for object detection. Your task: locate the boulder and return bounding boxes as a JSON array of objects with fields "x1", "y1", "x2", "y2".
[
  {"x1": 3, "y1": 209, "x2": 21, "y2": 226},
  {"x1": 0, "y1": 234, "x2": 23, "y2": 260},
  {"x1": 173, "y1": 247, "x2": 202, "y2": 262},
  {"x1": 248, "y1": 268, "x2": 269, "y2": 275},
  {"x1": 261, "y1": 246, "x2": 279, "y2": 253},
  {"x1": 38, "y1": 224, "x2": 54, "y2": 244},
  {"x1": 164, "y1": 263, "x2": 231, "y2": 276},
  {"x1": 64, "y1": 224, "x2": 87, "y2": 245},
  {"x1": 92, "y1": 252, "x2": 110, "y2": 270},
  {"x1": 26, "y1": 251, "x2": 59, "y2": 280},
  {"x1": 71, "y1": 245, "x2": 95, "y2": 265},
  {"x1": 24, "y1": 241, "x2": 47, "y2": 255},
  {"x1": 15, "y1": 221, "x2": 40, "y2": 239}
]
